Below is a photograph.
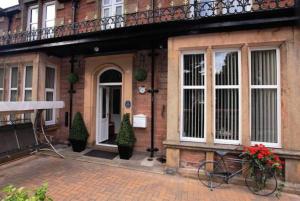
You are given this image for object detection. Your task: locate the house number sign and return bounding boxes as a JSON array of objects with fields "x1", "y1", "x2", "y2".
[{"x1": 125, "y1": 100, "x2": 131, "y2": 108}]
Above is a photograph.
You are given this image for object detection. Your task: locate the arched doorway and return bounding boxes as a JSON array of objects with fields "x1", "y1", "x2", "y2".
[{"x1": 96, "y1": 68, "x2": 122, "y2": 145}]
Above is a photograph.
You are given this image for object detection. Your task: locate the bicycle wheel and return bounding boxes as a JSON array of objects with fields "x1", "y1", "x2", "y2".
[
  {"x1": 245, "y1": 168, "x2": 277, "y2": 196},
  {"x1": 198, "y1": 161, "x2": 226, "y2": 189}
]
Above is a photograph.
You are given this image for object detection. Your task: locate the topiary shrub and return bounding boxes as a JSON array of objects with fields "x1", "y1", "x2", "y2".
[
  {"x1": 69, "y1": 112, "x2": 89, "y2": 152},
  {"x1": 67, "y1": 73, "x2": 79, "y2": 84},
  {"x1": 116, "y1": 113, "x2": 136, "y2": 147}
]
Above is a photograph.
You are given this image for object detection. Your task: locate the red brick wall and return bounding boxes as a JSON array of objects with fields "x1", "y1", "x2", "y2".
[
  {"x1": 56, "y1": 57, "x2": 85, "y2": 143},
  {"x1": 132, "y1": 49, "x2": 167, "y2": 154}
]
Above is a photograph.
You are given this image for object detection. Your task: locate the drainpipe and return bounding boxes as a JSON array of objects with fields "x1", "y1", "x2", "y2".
[
  {"x1": 68, "y1": 0, "x2": 79, "y2": 130},
  {"x1": 69, "y1": 55, "x2": 76, "y2": 129},
  {"x1": 71, "y1": 0, "x2": 79, "y2": 34},
  {"x1": 147, "y1": 48, "x2": 159, "y2": 158}
]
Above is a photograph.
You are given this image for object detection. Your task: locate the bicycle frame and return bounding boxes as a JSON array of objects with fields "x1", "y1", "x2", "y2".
[{"x1": 214, "y1": 156, "x2": 250, "y2": 182}]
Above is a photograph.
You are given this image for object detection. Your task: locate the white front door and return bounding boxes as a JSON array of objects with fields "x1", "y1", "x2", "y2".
[{"x1": 98, "y1": 86, "x2": 110, "y2": 143}]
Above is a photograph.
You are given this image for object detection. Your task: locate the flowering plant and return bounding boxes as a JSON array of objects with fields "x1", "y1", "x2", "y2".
[{"x1": 243, "y1": 144, "x2": 283, "y2": 174}]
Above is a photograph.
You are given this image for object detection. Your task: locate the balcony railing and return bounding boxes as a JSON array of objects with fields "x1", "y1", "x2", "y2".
[{"x1": 0, "y1": 0, "x2": 295, "y2": 46}]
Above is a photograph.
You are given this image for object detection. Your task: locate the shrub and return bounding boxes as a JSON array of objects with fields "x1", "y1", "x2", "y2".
[
  {"x1": 69, "y1": 112, "x2": 89, "y2": 141},
  {"x1": 1, "y1": 183, "x2": 53, "y2": 201},
  {"x1": 116, "y1": 113, "x2": 136, "y2": 147}
]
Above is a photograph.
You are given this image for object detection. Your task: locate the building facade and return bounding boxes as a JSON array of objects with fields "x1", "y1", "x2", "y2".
[{"x1": 0, "y1": 0, "x2": 299, "y2": 190}]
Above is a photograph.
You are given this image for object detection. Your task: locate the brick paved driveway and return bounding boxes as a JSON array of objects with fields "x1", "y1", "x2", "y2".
[{"x1": 0, "y1": 155, "x2": 299, "y2": 201}]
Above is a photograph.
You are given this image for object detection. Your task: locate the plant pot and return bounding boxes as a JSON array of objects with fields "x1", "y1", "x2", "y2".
[
  {"x1": 118, "y1": 145, "x2": 133, "y2": 160},
  {"x1": 70, "y1": 139, "x2": 87, "y2": 152}
]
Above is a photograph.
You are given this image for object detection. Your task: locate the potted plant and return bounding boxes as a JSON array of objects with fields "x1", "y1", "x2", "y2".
[
  {"x1": 67, "y1": 73, "x2": 79, "y2": 84},
  {"x1": 116, "y1": 113, "x2": 136, "y2": 159},
  {"x1": 134, "y1": 68, "x2": 147, "y2": 82},
  {"x1": 243, "y1": 144, "x2": 284, "y2": 194},
  {"x1": 69, "y1": 112, "x2": 89, "y2": 152}
]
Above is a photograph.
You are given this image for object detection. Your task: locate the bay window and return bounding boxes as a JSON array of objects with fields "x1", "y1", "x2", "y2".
[
  {"x1": 181, "y1": 52, "x2": 206, "y2": 142},
  {"x1": 45, "y1": 67, "x2": 56, "y2": 125},
  {"x1": 250, "y1": 48, "x2": 280, "y2": 147},
  {"x1": 214, "y1": 50, "x2": 241, "y2": 144}
]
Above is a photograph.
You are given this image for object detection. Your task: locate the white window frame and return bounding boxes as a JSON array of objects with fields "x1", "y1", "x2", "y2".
[
  {"x1": 27, "y1": 5, "x2": 39, "y2": 31},
  {"x1": 101, "y1": 0, "x2": 124, "y2": 29},
  {"x1": 45, "y1": 66, "x2": 56, "y2": 126},
  {"x1": 0, "y1": 67, "x2": 4, "y2": 101},
  {"x1": 180, "y1": 50, "x2": 207, "y2": 143},
  {"x1": 23, "y1": 65, "x2": 33, "y2": 120},
  {"x1": 23, "y1": 65, "x2": 33, "y2": 101},
  {"x1": 42, "y1": 1, "x2": 56, "y2": 28},
  {"x1": 249, "y1": 47, "x2": 281, "y2": 148},
  {"x1": 27, "y1": 5, "x2": 39, "y2": 41},
  {"x1": 9, "y1": 67, "x2": 18, "y2": 102},
  {"x1": 213, "y1": 48, "x2": 242, "y2": 145}
]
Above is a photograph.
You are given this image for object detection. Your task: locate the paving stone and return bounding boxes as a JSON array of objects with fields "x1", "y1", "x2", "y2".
[{"x1": 0, "y1": 155, "x2": 299, "y2": 201}]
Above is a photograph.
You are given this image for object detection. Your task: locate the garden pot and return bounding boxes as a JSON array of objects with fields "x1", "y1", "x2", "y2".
[
  {"x1": 70, "y1": 139, "x2": 87, "y2": 152},
  {"x1": 118, "y1": 145, "x2": 133, "y2": 160}
]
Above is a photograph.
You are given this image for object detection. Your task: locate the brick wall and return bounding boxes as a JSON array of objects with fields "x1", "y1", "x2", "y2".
[
  {"x1": 57, "y1": 57, "x2": 85, "y2": 143},
  {"x1": 180, "y1": 150, "x2": 206, "y2": 168},
  {"x1": 132, "y1": 49, "x2": 167, "y2": 154},
  {"x1": 55, "y1": 50, "x2": 168, "y2": 154}
]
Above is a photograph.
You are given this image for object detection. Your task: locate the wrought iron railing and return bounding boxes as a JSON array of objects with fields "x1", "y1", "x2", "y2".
[{"x1": 0, "y1": 0, "x2": 295, "y2": 46}]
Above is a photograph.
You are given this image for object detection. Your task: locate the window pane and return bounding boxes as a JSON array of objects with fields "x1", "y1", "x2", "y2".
[
  {"x1": 251, "y1": 50, "x2": 277, "y2": 85},
  {"x1": 115, "y1": 6, "x2": 122, "y2": 15},
  {"x1": 215, "y1": 89, "x2": 239, "y2": 141},
  {"x1": 46, "y1": 4, "x2": 55, "y2": 20},
  {"x1": 46, "y1": 91, "x2": 53, "y2": 101},
  {"x1": 45, "y1": 67, "x2": 55, "y2": 89},
  {"x1": 183, "y1": 54, "x2": 205, "y2": 86},
  {"x1": 104, "y1": 0, "x2": 111, "y2": 5},
  {"x1": 24, "y1": 90, "x2": 32, "y2": 101},
  {"x1": 183, "y1": 89, "x2": 205, "y2": 139},
  {"x1": 0, "y1": 90, "x2": 3, "y2": 101},
  {"x1": 0, "y1": 68, "x2": 4, "y2": 88},
  {"x1": 31, "y1": 8, "x2": 38, "y2": 23},
  {"x1": 25, "y1": 66, "x2": 33, "y2": 88},
  {"x1": 46, "y1": 20, "x2": 55, "y2": 28},
  {"x1": 24, "y1": 113, "x2": 31, "y2": 120},
  {"x1": 46, "y1": 109, "x2": 53, "y2": 121},
  {"x1": 104, "y1": 8, "x2": 110, "y2": 17},
  {"x1": 11, "y1": 67, "x2": 18, "y2": 88},
  {"x1": 215, "y1": 52, "x2": 239, "y2": 86},
  {"x1": 251, "y1": 89, "x2": 278, "y2": 143},
  {"x1": 10, "y1": 90, "x2": 17, "y2": 101},
  {"x1": 100, "y1": 69, "x2": 122, "y2": 83}
]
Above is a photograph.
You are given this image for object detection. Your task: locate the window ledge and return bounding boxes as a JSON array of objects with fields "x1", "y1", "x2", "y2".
[{"x1": 163, "y1": 140, "x2": 300, "y2": 160}]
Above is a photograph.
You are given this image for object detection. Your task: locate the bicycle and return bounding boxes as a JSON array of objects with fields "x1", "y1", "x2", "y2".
[{"x1": 198, "y1": 150, "x2": 277, "y2": 196}]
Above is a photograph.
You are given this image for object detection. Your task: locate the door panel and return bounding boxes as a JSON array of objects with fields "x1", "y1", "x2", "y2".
[{"x1": 98, "y1": 87, "x2": 110, "y2": 143}]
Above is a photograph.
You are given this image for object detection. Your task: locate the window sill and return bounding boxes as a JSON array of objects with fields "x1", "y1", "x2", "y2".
[{"x1": 163, "y1": 140, "x2": 300, "y2": 160}]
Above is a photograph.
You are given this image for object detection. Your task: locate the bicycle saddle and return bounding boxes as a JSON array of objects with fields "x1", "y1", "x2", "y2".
[{"x1": 215, "y1": 150, "x2": 229, "y2": 157}]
